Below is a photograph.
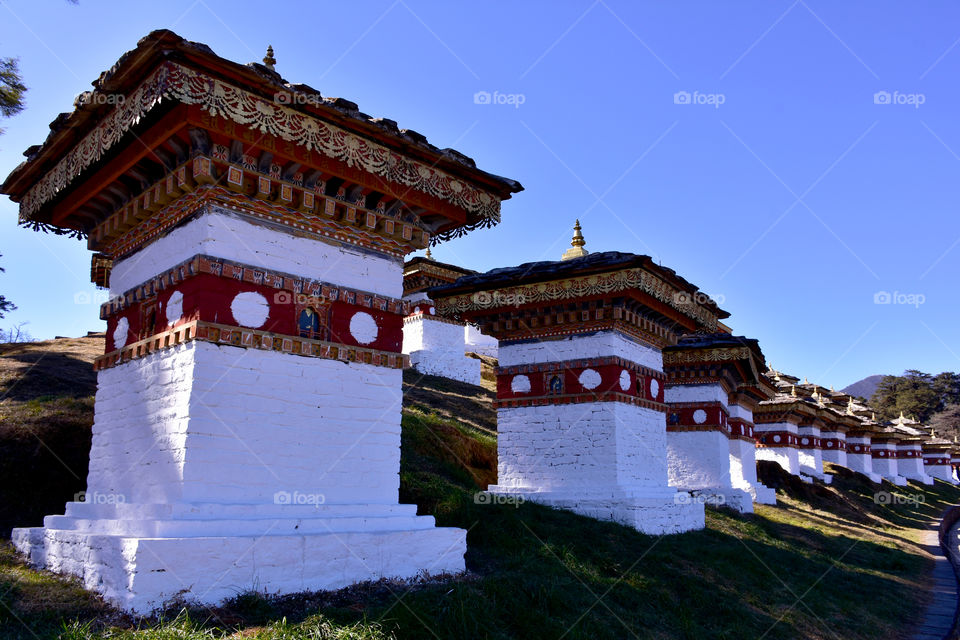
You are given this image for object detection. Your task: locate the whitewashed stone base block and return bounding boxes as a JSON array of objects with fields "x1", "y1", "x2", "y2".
[
  {"x1": 487, "y1": 486, "x2": 704, "y2": 535},
  {"x1": 403, "y1": 315, "x2": 481, "y2": 386},
  {"x1": 926, "y1": 464, "x2": 955, "y2": 483},
  {"x1": 756, "y1": 448, "x2": 800, "y2": 476},
  {"x1": 729, "y1": 439, "x2": 777, "y2": 505},
  {"x1": 491, "y1": 342, "x2": 704, "y2": 536},
  {"x1": 666, "y1": 430, "x2": 753, "y2": 514},
  {"x1": 898, "y1": 456, "x2": 934, "y2": 485},
  {"x1": 12, "y1": 341, "x2": 466, "y2": 612}
]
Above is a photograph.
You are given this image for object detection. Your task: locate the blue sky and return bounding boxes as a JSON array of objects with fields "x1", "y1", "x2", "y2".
[{"x1": 1, "y1": 0, "x2": 959, "y2": 390}]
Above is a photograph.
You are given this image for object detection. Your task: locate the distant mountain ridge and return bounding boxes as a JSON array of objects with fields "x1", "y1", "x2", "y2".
[{"x1": 842, "y1": 375, "x2": 887, "y2": 400}]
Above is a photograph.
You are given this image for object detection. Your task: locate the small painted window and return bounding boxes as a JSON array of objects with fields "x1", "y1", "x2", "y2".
[{"x1": 298, "y1": 308, "x2": 321, "y2": 338}]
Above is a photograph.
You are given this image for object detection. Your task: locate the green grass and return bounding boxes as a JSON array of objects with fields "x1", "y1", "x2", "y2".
[
  {"x1": 0, "y1": 361, "x2": 956, "y2": 639},
  {"x1": 1, "y1": 408, "x2": 955, "y2": 639}
]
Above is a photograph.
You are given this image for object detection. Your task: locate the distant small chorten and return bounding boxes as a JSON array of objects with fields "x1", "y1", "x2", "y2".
[
  {"x1": 561, "y1": 219, "x2": 589, "y2": 261},
  {"x1": 263, "y1": 45, "x2": 277, "y2": 70}
]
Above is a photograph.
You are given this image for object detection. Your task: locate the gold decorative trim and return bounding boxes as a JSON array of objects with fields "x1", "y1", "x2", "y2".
[
  {"x1": 433, "y1": 267, "x2": 719, "y2": 330},
  {"x1": 93, "y1": 320, "x2": 408, "y2": 371},
  {"x1": 20, "y1": 62, "x2": 502, "y2": 224}
]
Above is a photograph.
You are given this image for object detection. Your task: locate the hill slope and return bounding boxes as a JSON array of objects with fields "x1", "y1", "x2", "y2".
[
  {"x1": 842, "y1": 374, "x2": 886, "y2": 400},
  {"x1": 0, "y1": 336, "x2": 958, "y2": 640}
]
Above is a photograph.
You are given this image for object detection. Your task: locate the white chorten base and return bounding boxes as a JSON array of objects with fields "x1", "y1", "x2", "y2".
[
  {"x1": 666, "y1": 431, "x2": 753, "y2": 514},
  {"x1": 756, "y1": 447, "x2": 800, "y2": 476},
  {"x1": 927, "y1": 465, "x2": 956, "y2": 483},
  {"x1": 728, "y1": 426, "x2": 776, "y2": 506},
  {"x1": 13, "y1": 502, "x2": 464, "y2": 613},
  {"x1": 898, "y1": 460, "x2": 934, "y2": 485},
  {"x1": 845, "y1": 453, "x2": 883, "y2": 483},
  {"x1": 408, "y1": 348, "x2": 481, "y2": 386},
  {"x1": 487, "y1": 485, "x2": 704, "y2": 535},
  {"x1": 11, "y1": 337, "x2": 467, "y2": 613}
]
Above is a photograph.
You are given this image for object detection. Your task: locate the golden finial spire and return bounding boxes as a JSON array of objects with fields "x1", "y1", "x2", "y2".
[
  {"x1": 561, "y1": 219, "x2": 589, "y2": 261},
  {"x1": 425, "y1": 246, "x2": 433, "y2": 260},
  {"x1": 791, "y1": 385, "x2": 797, "y2": 397},
  {"x1": 263, "y1": 45, "x2": 277, "y2": 70},
  {"x1": 803, "y1": 377, "x2": 809, "y2": 385}
]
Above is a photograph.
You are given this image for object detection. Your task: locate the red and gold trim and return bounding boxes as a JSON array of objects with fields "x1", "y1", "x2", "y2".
[
  {"x1": 755, "y1": 430, "x2": 799, "y2": 448},
  {"x1": 847, "y1": 442, "x2": 872, "y2": 454},
  {"x1": 821, "y1": 438, "x2": 846, "y2": 451},
  {"x1": 102, "y1": 254, "x2": 408, "y2": 319},
  {"x1": 94, "y1": 319, "x2": 408, "y2": 372},
  {"x1": 102, "y1": 260, "x2": 405, "y2": 356},
  {"x1": 797, "y1": 435, "x2": 822, "y2": 450},
  {"x1": 494, "y1": 357, "x2": 666, "y2": 411},
  {"x1": 666, "y1": 401, "x2": 729, "y2": 434},
  {"x1": 728, "y1": 418, "x2": 755, "y2": 441}
]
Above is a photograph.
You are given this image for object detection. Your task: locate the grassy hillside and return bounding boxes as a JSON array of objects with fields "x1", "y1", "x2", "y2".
[{"x1": 0, "y1": 339, "x2": 958, "y2": 639}]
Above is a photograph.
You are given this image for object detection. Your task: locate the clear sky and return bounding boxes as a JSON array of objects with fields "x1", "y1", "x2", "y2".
[{"x1": 1, "y1": 0, "x2": 958, "y2": 390}]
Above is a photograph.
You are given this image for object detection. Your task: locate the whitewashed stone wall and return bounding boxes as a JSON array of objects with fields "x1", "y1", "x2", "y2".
[
  {"x1": 489, "y1": 331, "x2": 704, "y2": 535},
  {"x1": 403, "y1": 314, "x2": 481, "y2": 385},
  {"x1": 797, "y1": 426, "x2": 824, "y2": 480},
  {"x1": 14, "y1": 210, "x2": 466, "y2": 613},
  {"x1": 871, "y1": 442, "x2": 906, "y2": 485},
  {"x1": 110, "y1": 206, "x2": 403, "y2": 299},
  {"x1": 664, "y1": 384, "x2": 752, "y2": 513},
  {"x1": 727, "y1": 402, "x2": 777, "y2": 505},
  {"x1": 754, "y1": 421, "x2": 800, "y2": 475},
  {"x1": 897, "y1": 444, "x2": 933, "y2": 484},
  {"x1": 844, "y1": 436, "x2": 883, "y2": 483},
  {"x1": 14, "y1": 341, "x2": 466, "y2": 613},
  {"x1": 465, "y1": 323, "x2": 498, "y2": 358},
  {"x1": 924, "y1": 456, "x2": 955, "y2": 483},
  {"x1": 498, "y1": 331, "x2": 661, "y2": 369},
  {"x1": 820, "y1": 430, "x2": 847, "y2": 468}
]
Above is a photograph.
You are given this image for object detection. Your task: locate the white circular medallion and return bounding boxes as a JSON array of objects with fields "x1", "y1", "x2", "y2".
[
  {"x1": 579, "y1": 368, "x2": 602, "y2": 390},
  {"x1": 650, "y1": 378, "x2": 660, "y2": 398},
  {"x1": 827, "y1": 441, "x2": 834, "y2": 448},
  {"x1": 693, "y1": 409, "x2": 707, "y2": 424},
  {"x1": 113, "y1": 317, "x2": 130, "y2": 350},
  {"x1": 773, "y1": 434, "x2": 782, "y2": 443},
  {"x1": 231, "y1": 292, "x2": 270, "y2": 328},
  {"x1": 429, "y1": 306, "x2": 435, "y2": 315},
  {"x1": 349, "y1": 311, "x2": 379, "y2": 345},
  {"x1": 801, "y1": 438, "x2": 809, "y2": 446},
  {"x1": 511, "y1": 374, "x2": 531, "y2": 394},
  {"x1": 165, "y1": 290, "x2": 184, "y2": 325},
  {"x1": 619, "y1": 370, "x2": 631, "y2": 392}
]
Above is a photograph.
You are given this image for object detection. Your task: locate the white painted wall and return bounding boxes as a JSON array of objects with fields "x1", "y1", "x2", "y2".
[
  {"x1": 820, "y1": 430, "x2": 847, "y2": 468},
  {"x1": 110, "y1": 206, "x2": 403, "y2": 298},
  {"x1": 464, "y1": 323, "x2": 498, "y2": 358},
  {"x1": 498, "y1": 331, "x2": 661, "y2": 369},
  {"x1": 402, "y1": 315, "x2": 481, "y2": 385},
  {"x1": 797, "y1": 426, "x2": 824, "y2": 478}
]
